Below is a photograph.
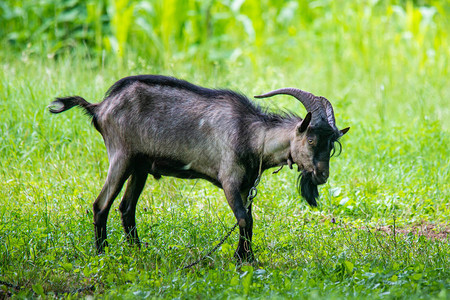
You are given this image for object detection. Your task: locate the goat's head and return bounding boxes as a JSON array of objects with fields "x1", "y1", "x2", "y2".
[{"x1": 255, "y1": 88, "x2": 350, "y2": 207}]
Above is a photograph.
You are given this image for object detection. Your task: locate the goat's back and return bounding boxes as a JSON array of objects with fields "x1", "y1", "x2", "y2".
[{"x1": 95, "y1": 76, "x2": 262, "y2": 177}]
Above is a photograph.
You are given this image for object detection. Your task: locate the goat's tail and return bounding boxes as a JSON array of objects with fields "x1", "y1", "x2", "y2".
[{"x1": 48, "y1": 96, "x2": 96, "y2": 117}]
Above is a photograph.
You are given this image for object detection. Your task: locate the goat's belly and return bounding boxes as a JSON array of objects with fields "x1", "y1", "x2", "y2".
[{"x1": 141, "y1": 157, "x2": 222, "y2": 188}]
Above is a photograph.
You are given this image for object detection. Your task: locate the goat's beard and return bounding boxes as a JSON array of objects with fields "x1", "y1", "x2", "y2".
[{"x1": 297, "y1": 171, "x2": 319, "y2": 207}]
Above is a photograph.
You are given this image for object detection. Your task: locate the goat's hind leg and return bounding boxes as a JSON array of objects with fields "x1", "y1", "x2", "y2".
[
  {"x1": 119, "y1": 167, "x2": 148, "y2": 247},
  {"x1": 93, "y1": 155, "x2": 131, "y2": 253}
]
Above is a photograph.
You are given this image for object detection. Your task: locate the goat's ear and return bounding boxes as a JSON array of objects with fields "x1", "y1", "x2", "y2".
[
  {"x1": 340, "y1": 127, "x2": 350, "y2": 136},
  {"x1": 297, "y1": 112, "x2": 312, "y2": 133}
]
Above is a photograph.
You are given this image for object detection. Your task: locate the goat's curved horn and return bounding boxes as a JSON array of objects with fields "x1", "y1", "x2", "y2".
[
  {"x1": 255, "y1": 88, "x2": 344, "y2": 134},
  {"x1": 319, "y1": 97, "x2": 338, "y2": 130},
  {"x1": 255, "y1": 88, "x2": 319, "y2": 113},
  {"x1": 254, "y1": 88, "x2": 331, "y2": 126}
]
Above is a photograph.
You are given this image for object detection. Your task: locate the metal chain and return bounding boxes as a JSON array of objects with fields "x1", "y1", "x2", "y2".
[
  {"x1": 1, "y1": 176, "x2": 264, "y2": 290},
  {"x1": 245, "y1": 175, "x2": 261, "y2": 211},
  {"x1": 179, "y1": 221, "x2": 239, "y2": 270},
  {"x1": 179, "y1": 174, "x2": 261, "y2": 270},
  {"x1": 1, "y1": 176, "x2": 264, "y2": 291}
]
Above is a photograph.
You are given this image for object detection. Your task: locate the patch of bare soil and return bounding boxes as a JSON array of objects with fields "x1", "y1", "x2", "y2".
[{"x1": 374, "y1": 222, "x2": 449, "y2": 240}]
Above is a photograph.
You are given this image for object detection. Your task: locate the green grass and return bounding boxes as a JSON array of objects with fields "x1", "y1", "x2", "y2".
[
  {"x1": 1, "y1": 0, "x2": 450, "y2": 298},
  {"x1": 1, "y1": 54, "x2": 448, "y2": 299}
]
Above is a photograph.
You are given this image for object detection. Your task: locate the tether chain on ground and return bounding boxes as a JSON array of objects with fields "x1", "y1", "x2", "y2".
[
  {"x1": 0, "y1": 176, "x2": 261, "y2": 294},
  {"x1": 178, "y1": 174, "x2": 261, "y2": 271}
]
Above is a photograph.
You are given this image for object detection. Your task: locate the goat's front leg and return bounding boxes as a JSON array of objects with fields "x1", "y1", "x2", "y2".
[
  {"x1": 235, "y1": 189, "x2": 254, "y2": 262},
  {"x1": 222, "y1": 182, "x2": 253, "y2": 261},
  {"x1": 235, "y1": 204, "x2": 254, "y2": 262}
]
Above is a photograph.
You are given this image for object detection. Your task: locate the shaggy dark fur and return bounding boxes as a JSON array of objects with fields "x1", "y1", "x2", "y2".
[{"x1": 298, "y1": 171, "x2": 319, "y2": 207}]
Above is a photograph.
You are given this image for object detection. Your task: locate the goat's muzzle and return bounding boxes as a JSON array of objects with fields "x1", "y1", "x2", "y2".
[
  {"x1": 312, "y1": 170, "x2": 328, "y2": 185},
  {"x1": 312, "y1": 161, "x2": 329, "y2": 185}
]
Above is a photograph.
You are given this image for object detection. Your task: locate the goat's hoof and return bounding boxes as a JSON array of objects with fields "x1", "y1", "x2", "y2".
[
  {"x1": 96, "y1": 240, "x2": 109, "y2": 254},
  {"x1": 234, "y1": 248, "x2": 254, "y2": 263},
  {"x1": 126, "y1": 237, "x2": 141, "y2": 248},
  {"x1": 234, "y1": 252, "x2": 254, "y2": 263}
]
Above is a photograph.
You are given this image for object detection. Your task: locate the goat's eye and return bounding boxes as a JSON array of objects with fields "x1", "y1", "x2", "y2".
[{"x1": 308, "y1": 139, "x2": 314, "y2": 145}]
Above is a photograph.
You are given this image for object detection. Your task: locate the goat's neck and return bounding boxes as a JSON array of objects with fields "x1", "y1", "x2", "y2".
[{"x1": 258, "y1": 123, "x2": 295, "y2": 170}]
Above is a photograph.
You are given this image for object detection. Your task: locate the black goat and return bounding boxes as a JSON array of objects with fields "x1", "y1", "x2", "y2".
[{"x1": 49, "y1": 75, "x2": 349, "y2": 260}]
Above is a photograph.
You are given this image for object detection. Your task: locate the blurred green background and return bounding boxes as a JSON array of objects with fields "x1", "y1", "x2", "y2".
[{"x1": 1, "y1": 0, "x2": 449, "y2": 72}]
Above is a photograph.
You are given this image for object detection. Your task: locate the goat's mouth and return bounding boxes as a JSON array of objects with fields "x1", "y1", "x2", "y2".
[
  {"x1": 295, "y1": 164, "x2": 328, "y2": 185},
  {"x1": 312, "y1": 173, "x2": 328, "y2": 185}
]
